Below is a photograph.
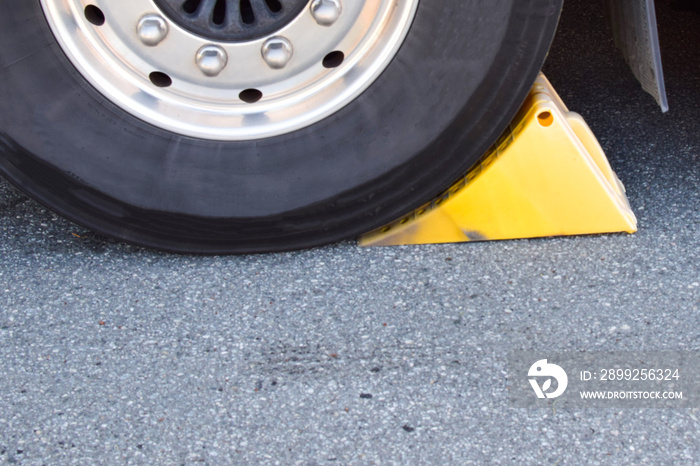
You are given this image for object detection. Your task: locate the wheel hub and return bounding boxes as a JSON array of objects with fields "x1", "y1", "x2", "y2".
[
  {"x1": 39, "y1": 0, "x2": 418, "y2": 140},
  {"x1": 153, "y1": 0, "x2": 310, "y2": 42}
]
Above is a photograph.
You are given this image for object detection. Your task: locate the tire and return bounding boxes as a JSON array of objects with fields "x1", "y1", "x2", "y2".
[{"x1": 0, "y1": 0, "x2": 563, "y2": 254}]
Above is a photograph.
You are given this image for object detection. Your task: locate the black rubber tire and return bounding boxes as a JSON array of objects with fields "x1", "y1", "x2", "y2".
[{"x1": 0, "y1": 0, "x2": 562, "y2": 254}]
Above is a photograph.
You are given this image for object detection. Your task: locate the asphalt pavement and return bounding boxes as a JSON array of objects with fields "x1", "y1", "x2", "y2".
[{"x1": 1, "y1": 0, "x2": 699, "y2": 464}]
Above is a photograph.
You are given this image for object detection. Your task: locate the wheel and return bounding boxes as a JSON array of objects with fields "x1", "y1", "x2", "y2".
[{"x1": 0, "y1": 0, "x2": 562, "y2": 253}]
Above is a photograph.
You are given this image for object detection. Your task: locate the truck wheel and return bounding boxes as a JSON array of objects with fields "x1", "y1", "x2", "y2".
[{"x1": 0, "y1": 0, "x2": 562, "y2": 253}]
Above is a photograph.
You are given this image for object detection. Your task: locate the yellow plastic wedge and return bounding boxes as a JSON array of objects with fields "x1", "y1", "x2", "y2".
[{"x1": 359, "y1": 74, "x2": 637, "y2": 247}]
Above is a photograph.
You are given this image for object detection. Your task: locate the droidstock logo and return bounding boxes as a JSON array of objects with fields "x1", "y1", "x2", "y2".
[{"x1": 528, "y1": 359, "x2": 568, "y2": 399}]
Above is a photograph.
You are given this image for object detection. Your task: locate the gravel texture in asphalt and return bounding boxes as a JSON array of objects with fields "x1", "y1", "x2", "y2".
[{"x1": 1, "y1": 0, "x2": 699, "y2": 464}]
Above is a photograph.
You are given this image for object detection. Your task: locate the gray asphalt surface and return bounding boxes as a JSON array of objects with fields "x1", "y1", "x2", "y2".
[{"x1": 1, "y1": 0, "x2": 699, "y2": 464}]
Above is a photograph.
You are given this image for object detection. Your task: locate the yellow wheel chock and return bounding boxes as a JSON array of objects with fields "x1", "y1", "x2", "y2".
[{"x1": 359, "y1": 74, "x2": 637, "y2": 247}]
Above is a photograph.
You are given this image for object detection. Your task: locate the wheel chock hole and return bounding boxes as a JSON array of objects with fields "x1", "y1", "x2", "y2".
[{"x1": 537, "y1": 111, "x2": 554, "y2": 127}]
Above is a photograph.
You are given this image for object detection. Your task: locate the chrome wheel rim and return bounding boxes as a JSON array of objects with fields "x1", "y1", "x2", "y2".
[{"x1": 40, "y1": 0, "x2": 419, "y2": 140}]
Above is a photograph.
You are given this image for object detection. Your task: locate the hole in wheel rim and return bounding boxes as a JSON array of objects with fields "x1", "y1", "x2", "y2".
[
  {"x1": 323, "y1": 51, "x2": 345, "y2": 69},
  {"x1": 265, "y1": 0, "x2": 283, "y2": 13},
  {"x1": 149, "y1": 72, "x2": 173, "y2": 87},
  {"x1": 212, "y1": 0, "x2": 227, "y2": 25},
  {"x1": 182, "y1": 0, "x2": 201, "y2": 14},
  {"x1": 84, "y1": 5, "x2": 105, "y2": 26},
  {"x1": 240, "y1": 0, "x2": 255, "y2": 25},
  {"x1": 239, "y1": 89, "x2": 263, "y2": 103}
]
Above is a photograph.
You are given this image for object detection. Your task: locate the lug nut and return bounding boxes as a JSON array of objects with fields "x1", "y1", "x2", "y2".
[
  {"x1": 137, "y1": 14, "x2": 169, "y2": 46},
  {"x1": 262, "y1": 37, "x2": 294, "y2": 70},
  {"x1": 310, "y1": 0, "x2": 342, "y2": 27},
  {"x1": 196, "y1": 45, "x2": 228, "y2": 77}
]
